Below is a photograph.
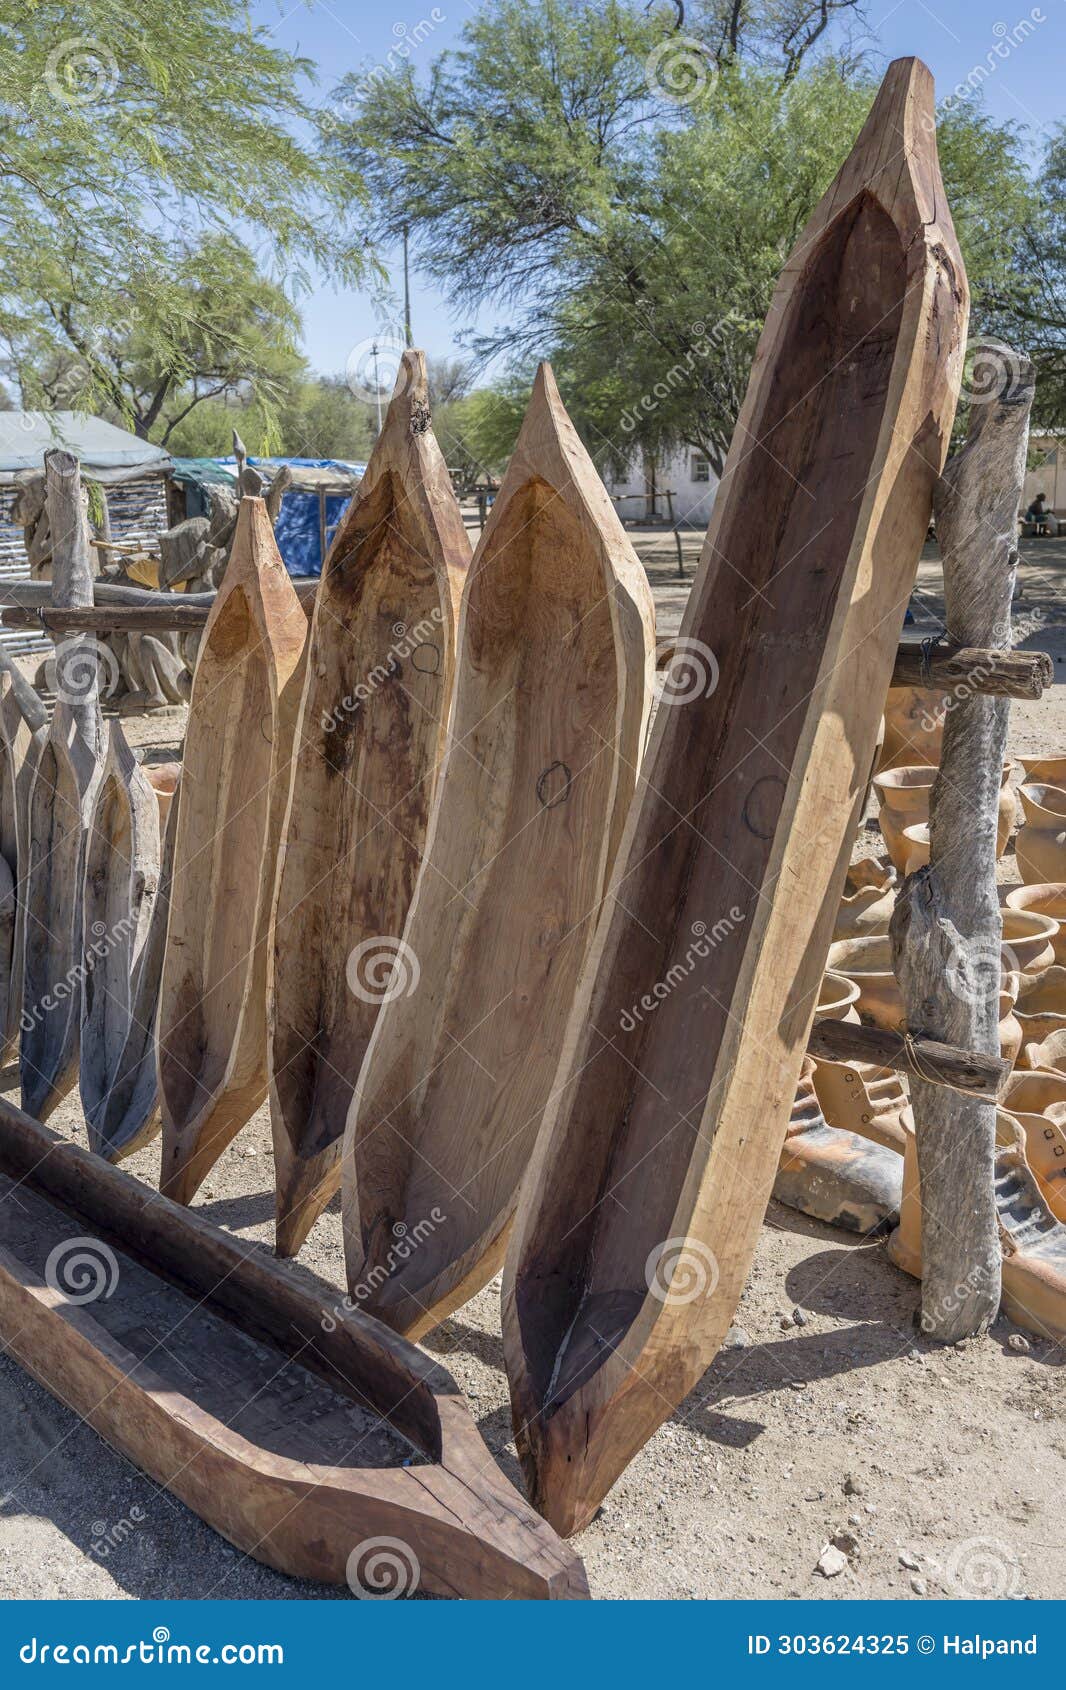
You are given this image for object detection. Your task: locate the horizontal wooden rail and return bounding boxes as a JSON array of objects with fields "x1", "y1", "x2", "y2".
[
  {"x1": 806, "y1": 1018, "x2": 1008, "y2": 1097},
  {"x1": 654, "y1": 638, "x2": 1054, "y2": 699},
  {"x1": 891, "y1": 639, "x2": 1053, "y2": 700}
]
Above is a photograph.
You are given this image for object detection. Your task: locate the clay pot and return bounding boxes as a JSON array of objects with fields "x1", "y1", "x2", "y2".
[
  {"x1": 873, "y1": 763, "x2": 1014, "y2": 873},
  {"x1": 1005, "y1": 884, "x2": 1066, "y2": 965},
  {"x1": 826, "y1": 935, "x2": 1021, "y2": 1060},
  {"x1": 998, "y1": 1072, "x2": 1066, "y2": 1222},
  {"x1": 832, "y1": 858, "x2": 896, "y2": 943},
  {"x1": 1016, "y1": 784, "x2": 1066, "y2": 885},
  {"x1": 815, "y1": 971, "x2": 861, "y2": 1022},
  {"x1": 143, "y1": 760, "x2": 180, "y2": 831},
  {"x1": 877, "y1": 685, "x2": 948, "y2": 773},
  {"x1": 1018, "y1": 754, "x2": 1066, "y2": 787},
  {"x1": 1015, "y1": 967, "x2": 1066, "y2": 1070},
  {"x1": 826, "y1": 936, "x2": 903, "y2": 1030},
  {"x1": 1001, "y1": 909, "x2": 1058, "y2": 983},
  {"x1": 900, "y1": 822, "x2": 928, "y2": 875}
]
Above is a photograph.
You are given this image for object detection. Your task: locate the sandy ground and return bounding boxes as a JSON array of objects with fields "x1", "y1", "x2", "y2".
[{"x1": 1, "y1": 536, "x2": 1064, "y2": 1601}]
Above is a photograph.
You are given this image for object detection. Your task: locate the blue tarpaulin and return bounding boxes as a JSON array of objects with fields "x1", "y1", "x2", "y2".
[{"x1": 170, "y1": 455, "x2": 366, "y2": 576}]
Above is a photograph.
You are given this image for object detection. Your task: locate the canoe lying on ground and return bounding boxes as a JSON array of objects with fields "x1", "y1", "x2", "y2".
[
  {"x1": 503, "y1": 57, "x2": 969, "y2": 1536},
  {"x1": 80, "y1": 722, "x2": 160, "y2": 1143},
  {"x1": 343, "y1": 363, "x2": 654, "y2": 1337},
  {"x1": 158, "y1": 498, "x2": 308, "y2": 1203},
  {"x1": 0, "y1": 665, "x2": 46, "y2": 1061},
  {"x1": 0, "y1": 1096, "x2": 588, "y2": 1599},
  {"x1": 20, "y1": 705, "x2": 101, "y2": 1120},
  {"x1": 269, "y1": 350, "x2": 470, "y2": 1258}
]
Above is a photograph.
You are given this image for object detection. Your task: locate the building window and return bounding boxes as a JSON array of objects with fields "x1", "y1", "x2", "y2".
[{"x1": 691, "y1": 455, "x2": 710, "y2": 483}]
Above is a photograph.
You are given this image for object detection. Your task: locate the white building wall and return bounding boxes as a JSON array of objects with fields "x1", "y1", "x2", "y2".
[{"x1": 606, "y1": 447, "x2": 719, "y2": 528}]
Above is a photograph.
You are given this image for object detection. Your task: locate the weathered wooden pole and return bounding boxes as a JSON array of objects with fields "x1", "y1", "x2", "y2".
[
  {"x1": 891, "y1": 343, "x2": 1034, "y2": 1341},
  {"x1": 44, "y1": 449, "x2": 102, "y2": 759}
]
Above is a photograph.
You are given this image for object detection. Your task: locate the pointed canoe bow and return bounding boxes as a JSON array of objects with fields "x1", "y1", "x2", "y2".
[
  {"x1": 0, "y1": 1095, "x2": 588, "y2": 1599},
  {"x1": 269, "y1": 350, "x2": 470, "y2": 1258},
  {"x1": 503, "y1": 58, "x2": 969, "y2": 1537},
  {"x1": 158, "y1": 497, "x2": 308, "y2": 1203},
  {"x1": 342, "y1": 362, "x2": 655, "y2": 1338}
]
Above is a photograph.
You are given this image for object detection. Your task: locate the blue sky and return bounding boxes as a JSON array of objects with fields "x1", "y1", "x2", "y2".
[{"x1": 251, "y1": 0, "x2": 1066, "y2": 375}]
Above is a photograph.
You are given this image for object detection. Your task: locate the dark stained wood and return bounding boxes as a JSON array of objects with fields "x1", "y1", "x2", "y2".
[
  {"x1": 79, "y1": 724, "x2": 161, "y2": 1156},
  {"x1": 158, "y1": 498, "x2": 308, "y2": 1203},
  {"x1": 806, "y1": 1019, "x2": 1008, "y2": 1095},
  {"x1": 0, "y1": 1096, "x2": 588, "y2": 1599},
  {"x1": 342, "y1": 363, "x2": 655, "y2": 1338},
  {"x1": 87, "y1": 783, "x2": 179, "y2": 1161},
  {"x1": 20, "y1": 705, "x2": 101, "y2": 1119},
  {"x1": 891, "y1": 640, "x2": 1051, "y2": 700},
  {"x1": 269, "y1": 350, "x2": 470, "y2": 1257},
  {"x1": 503, "y1": 58, "x2": 969, "y2": 1536}
]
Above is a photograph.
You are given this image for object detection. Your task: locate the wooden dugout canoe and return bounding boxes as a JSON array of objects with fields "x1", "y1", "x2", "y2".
[
  {"x1": 342, "y1": 363, "x2": 655, "y2": 1338},
  {"x1": 0, "y1": 1096, "x2": 588, "y2": 1599},
  {"x1": 79, "y1": 723, "x2": 159, "y2": 1134},
  {"x1": 504, "y1": 58, "x2": 969, "y2": 1536},
  {"x1": 20, "y1": 704, "x2": 101, "y2": 1120},
  {"x1": 89, "y1": 782, "x2": 179, "y2": 1160},
  {"x1": 0, "y1": 667, "x2": 45, "y2": 1061},
  {"x1": 269, "y1": 351, "x2": 469, "y2": 1258},
  {"x1": 158, "y1": 498, "x2": 308, "y2": 1203}
]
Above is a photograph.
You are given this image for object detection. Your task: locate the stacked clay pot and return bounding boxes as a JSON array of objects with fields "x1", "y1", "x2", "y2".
[
  {"x1": 876, "y1": 685, "x2": 948, "y2": 773},
  {"x1": 873, "y1": 763, "x2": 1015, "y2": 874},
  {"x1": 1016, "y1": 783, "x2": 1066, "y2": 885}
]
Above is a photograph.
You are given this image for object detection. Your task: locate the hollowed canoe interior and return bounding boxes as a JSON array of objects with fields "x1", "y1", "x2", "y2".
[
  {"x1": 22, "y1": 741, "x2": 86, "y2": 1107},
  {"x1": 354, "y1": 475, "x2": 619, "y2": 1303},
  {"x1": 272, "y1": 469, "x2": 448, "y2": 1158},
  {"x1": 159, "y1": 589, "x2": 272, "y2": 1126},
  {"x1": 0, "y1": 1170, "x2": 424, "y2": 1473},
  {"x1": 515, "y1": 192, "x2": 909, "y2": 1411},
  {"x1": 81, "y1": 773, "x2": 137, "y2": 1108}
]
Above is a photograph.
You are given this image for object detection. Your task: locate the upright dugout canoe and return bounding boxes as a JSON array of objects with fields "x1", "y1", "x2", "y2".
[
  {"x1": 269, "y1": 350, "x2": 470, "y2": 1257},
  {"x1": 0, "y1": 666, "x2": 46, "y2": 1061},
  {"x1": 504, "y1": 58, "x2": 970, "y2": 1536},
  {"x1": 343, "y1": 363, "x2": 655, "y2": 1337},
  {"x1": 0, "y1": 1096, "x2": 588, "y2": 1600},
  {"x1": 79, "y1": 722, "x2": 160, "y2": 1136},
  {"x1": 158, "y1": 498, "x2": 308, "y2": 1203},
  {"x1": 20, "y1": 705, "x2": 101, "y2": 1120}
]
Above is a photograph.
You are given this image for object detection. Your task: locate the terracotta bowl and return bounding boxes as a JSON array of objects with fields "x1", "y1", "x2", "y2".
[
  {"x1": 873, "y1": 763, "x2": 1013, "y2": 873},
  {"x1": 1016, "y1": 784, "x2": 1066, "y2": 886}
]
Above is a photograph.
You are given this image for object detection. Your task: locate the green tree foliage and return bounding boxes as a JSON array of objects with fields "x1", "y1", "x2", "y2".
[
  {"x1": 0, "y1": 0, "x2": 366, "y2": 435},
  {"x1": 333, "y1": 0, "x2": 1036, "y2": 475},
  {"x1": 165, "y1": 374, "x2": 375, "y2": 463},
  {"x1": 988, "y1": 124, "x2": 1066, "y2": 430}
]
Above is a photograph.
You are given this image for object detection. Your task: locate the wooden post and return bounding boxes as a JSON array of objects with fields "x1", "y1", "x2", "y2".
[
  {"x1": 891, "y1": 344, "x2": 1034, "y2": 1342},
  {"x1": 44, "y1": 449, "x2": 101, "y2": 759}
]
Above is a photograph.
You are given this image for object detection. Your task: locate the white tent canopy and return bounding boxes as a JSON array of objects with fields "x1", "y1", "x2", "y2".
[{"x1": 0, "y1": 412, "x2": 172, "y2": 486}]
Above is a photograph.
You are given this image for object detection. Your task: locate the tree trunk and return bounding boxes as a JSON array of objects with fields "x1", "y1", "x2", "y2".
[
  {"x1": 890, "y1": 345, "x2": 1034, "y2": 1342},
  {"x1": 44, "y1": 450, "x2": 102, "y2": 759}
]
